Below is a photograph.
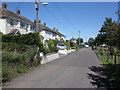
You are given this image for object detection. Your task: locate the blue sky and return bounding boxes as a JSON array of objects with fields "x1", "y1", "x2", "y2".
[{"x1": 4, "y1": 2, "x2": 118, "y2": 41}]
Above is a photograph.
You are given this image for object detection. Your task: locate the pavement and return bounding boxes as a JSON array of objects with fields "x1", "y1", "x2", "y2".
[{"x1": 3, "y1": 48, "x2": 102, "y2": 88}]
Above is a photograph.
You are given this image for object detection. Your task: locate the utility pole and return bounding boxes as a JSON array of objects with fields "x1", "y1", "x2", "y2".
[
  {"x1": 117, "y1": 1, "x2": 120, "y2": 25},
  {"x1": 35, "y1": 0, "x2": 39, "y2": 32},
  {"x1": 118, "y1": 1, "x2": 120, "y2": 25},
  {"x1": 116, "y1": 1, "x2": 120, "y2": 25},
  {"x1": 79, "y1": 30, "x2": 80, "y2": 46},
  {"x1": 85, "y1": 36, "x2": 87, "y2": 42}
]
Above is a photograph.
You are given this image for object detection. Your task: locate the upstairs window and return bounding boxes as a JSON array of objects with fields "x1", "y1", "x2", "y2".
[
  {"x1": 30, "y1": 25, "x2": 36, "y2": 31},
  {"x1": 20, "y1": 21, "x2": 26, "y2": 28},
  {"x1": 10, "y1": 19, "x2": 14, "y2": 26}
]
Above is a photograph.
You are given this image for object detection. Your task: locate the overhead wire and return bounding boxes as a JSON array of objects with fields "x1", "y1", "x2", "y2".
[
  {"x1": 39, "y1": 0, "x2": 71, "y2": 31},
  {"x1": 13, "y1": 0, "x2": 24, "y2": 12},
  {"x1": 53, "y1": 3, "x2": 76, "y2": 30}
]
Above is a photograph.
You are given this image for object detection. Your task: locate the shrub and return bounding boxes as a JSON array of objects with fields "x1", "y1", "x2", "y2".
[
  {"x1": 2, "y1": 32, "x2": 43, "y2": 49},
  {"x1": 2, "y1": 42, "x2": 30, "y2": 53},
  {"x1": 71, "y1": 47, "x2": 76, "y2": 50},
  {"x1": 2, "y1": 51, "x2": 24, "y2": 64},
  {"x1": 43, "y1": 47, "x2": 51, "y2": 55},
  {"x1": 2, "y1": 62, "x2": 17, "y2": 82},
  {"x1": 2, "y1": 46, "x2": 42, "y2": 83},
  {"x1": 47, "y1": 40, "x2": 55, "y2": 52},
  {"x1": 64, "y1": 42, "x2": 70, "y2": 50},
  {"x1": 53, "y1": 40, "x2": 62, "y2": 46}
]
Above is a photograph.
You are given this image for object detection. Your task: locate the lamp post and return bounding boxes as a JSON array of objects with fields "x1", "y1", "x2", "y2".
[
  {"x1": 35, "y1": 0, "x2": 48, "y2": 32},
  {"x1": 35, "y1": 0, "x2": 39, "y2": 32},
  {"x1": 79, "y1": 30, "x2": 80, "y2": 47},
  {"x1": 116, "y1": 1, "x2": 120, "y2": 25}
]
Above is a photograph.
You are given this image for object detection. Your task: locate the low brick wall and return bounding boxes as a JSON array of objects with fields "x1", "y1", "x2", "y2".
[
  {"x1": 41, "y1": 49, "x2": 76, "y2": 64},
  {"x1": 41, "y1": 53, "x2": 59, "y2": 64}
]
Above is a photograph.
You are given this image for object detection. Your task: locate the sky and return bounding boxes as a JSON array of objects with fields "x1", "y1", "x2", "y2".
[{"x1": 2, "y1": 2, "x2": 118, "y2": 41}]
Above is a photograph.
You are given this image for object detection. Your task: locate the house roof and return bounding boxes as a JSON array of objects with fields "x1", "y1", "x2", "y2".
[
  {"x1": 8, "y1": 29, "x2": 21, "y2": 34},
  {"x1": 70, "y1": 37, "x2": 77, "y2": 41},
  {"x1": 0, "y1": 8, "x2": 35, "y2": 26},
  {"x1": 0, "y1": 8, "x2": 66, "y2": 37},
  {"x1": 40, "y1": 24, "x2": 65, "y2": 37}
]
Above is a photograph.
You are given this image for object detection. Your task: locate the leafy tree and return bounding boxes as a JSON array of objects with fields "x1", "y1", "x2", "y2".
[
  {"x1": 88, "y1": 37, "x2": 94, "y2": 46},
  {"x1": 77, "y1": 38, "x2": 83, "y2": 45},
  {"x1": 95, "y1": 17, "x2": 118, "y2": 46}
]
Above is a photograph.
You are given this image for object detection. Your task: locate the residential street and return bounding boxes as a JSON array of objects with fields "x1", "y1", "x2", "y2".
[{"x1": 4, "y1": 48, "x2": 101, "y2": 88}]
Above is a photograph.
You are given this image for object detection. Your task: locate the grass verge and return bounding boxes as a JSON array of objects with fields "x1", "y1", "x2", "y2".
[{"x1": 95, "y1": 48, "x2": 120, "y2": 89}]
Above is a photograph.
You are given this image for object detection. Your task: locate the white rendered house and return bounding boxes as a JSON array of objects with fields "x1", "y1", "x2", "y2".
[
  {"x1": 0, "y1": 3, "x2": 66, "y2": 44},
  {"x1": 0, "y1": 3, "x2": 36, "y2": 35}
]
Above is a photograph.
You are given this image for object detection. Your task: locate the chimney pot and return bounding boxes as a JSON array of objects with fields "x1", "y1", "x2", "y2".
[
  {"x1": 39, "y1": 20, "x2": 41, "y2": 24},
  {"x1": 44, "y1": 22, "x2": 46, "y2": 26},
  {"x1": 2, "y1": 3, "x2": 7, "y2": 9},
  {"x1": 56, "y1": 29, "x2": 58, "y2": 31},
  {"x1": 34, "y1": 20, "x2": 36, "y2": 23},
  {"x1": 16, "y1": 9, "x2": 20, "y2": 15}
]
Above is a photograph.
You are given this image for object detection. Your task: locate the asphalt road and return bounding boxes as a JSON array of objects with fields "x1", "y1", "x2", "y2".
[{"x1": 4, "y1": 48, "x2": 101, "y2": 88}]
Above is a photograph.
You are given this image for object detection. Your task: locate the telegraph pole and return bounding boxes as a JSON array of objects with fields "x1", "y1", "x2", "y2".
[
  {"x1": 35, "y1": 0, "x2": 39, "y2": 32},
  {"x1": 79, "y1": 30, "x2": 80, "y2": 46},
  {"x1": 118, "y1": 1, "x2": 120, "y2": 25},
  {"x1": 116, "y1": 1, "x2": 120, "y2": 25}
]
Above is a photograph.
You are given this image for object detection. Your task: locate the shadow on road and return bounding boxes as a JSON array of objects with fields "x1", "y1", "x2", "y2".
[
  {"x1": 87, "y1": 66, "x2": 108, "y2": 89},
  {"x1": 87, "y1": 65, "x2": 120, "y2": 89}
]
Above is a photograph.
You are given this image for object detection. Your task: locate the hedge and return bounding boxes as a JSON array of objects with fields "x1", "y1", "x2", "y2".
[{"x1": 2, "y1": 32, "x2": 42, "y2": 47}]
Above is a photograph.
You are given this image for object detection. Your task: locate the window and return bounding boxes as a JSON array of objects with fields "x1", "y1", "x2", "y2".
[
  {"x1": 10, "y1": 19, "x2": 14, "y2": 26},
  {"x1": 20, "y1": 21, "x2": 26, "y2": 28},
  {"x1": 30, "y1": 25, "x2": 36, "y2": 31}
]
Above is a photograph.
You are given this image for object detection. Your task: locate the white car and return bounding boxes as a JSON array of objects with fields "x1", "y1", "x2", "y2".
[
  {"x1": 85, "y1": 45, "x2": 89, "y2": 48},
  {"x1": 57, "y1": 43, "x2": 66, "y2": 50}
]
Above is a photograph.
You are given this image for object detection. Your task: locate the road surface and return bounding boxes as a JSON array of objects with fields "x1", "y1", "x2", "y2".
[{"x1": 4, "y1": 48, "x2": 101, "y2": 88}]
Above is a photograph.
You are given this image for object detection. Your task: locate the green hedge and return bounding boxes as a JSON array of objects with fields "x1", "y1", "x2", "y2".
[
  {"x1": 2, "y1": 42, "x2": 30, "y2": 53},
  {"x1": 2, "y1": 32, "x2": 43, "y2": 47},
  {"x1": 2, "y1": 33, "x2": 43, "y2": 83}
]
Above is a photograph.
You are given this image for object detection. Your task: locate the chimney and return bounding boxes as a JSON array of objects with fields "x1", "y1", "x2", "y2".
[
  {"x1": 16, "y1": 9, "x2": 20, "y2": 15},
  {"x1": 39, "y1": 20, "x2": 41, "y2": 24},
  {"x1": 44, "y1": 22, "x2": 46, "y2": 26},
  {"x1": 56, "y1": 29, "x2": 58, "y2": 32},
  {"x1": 34, "y1": 20, "x2": 36, "y2": 23},
  {"x1": 34, "y1": 20, "x2": 41, "y2": 24},
  {"x1": 53, "y1": 28, "x2": 56, "y2": 30},
  {"x1": 2, "y1": 3, "x2": 7, "y2": 9}
]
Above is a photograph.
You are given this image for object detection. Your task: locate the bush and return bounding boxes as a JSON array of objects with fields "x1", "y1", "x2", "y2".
[
  {"x1": 43, "y1": 47, "x2": 51, "y2": 55},
  {"x1": 71, "y1": 47, "x2": 76, "y2": 50},
  {"x1": 53, "y1": 40, "x2": 62, "y2": 46},
  {"x1": 64, "y1": 42, "x2": 70, "y2": 50},
  {"x1": 2, "y1": 32, "x2": 43, "y2": 49},
  {"x1": 2, "y1": 42, "x2": 30, "y2": 53},
  {"x1": 47, "y1": 40, "x2": 55, "y2": 52},
  {"x1": 2, "y1": 51, "x2": 24, "y2": 64},
  {"x1": 2, "y1": 46, "x2": 42, "y2": 83},
  {"x1": 2, "y1": 62, "x2": 17, "y2": 82}
]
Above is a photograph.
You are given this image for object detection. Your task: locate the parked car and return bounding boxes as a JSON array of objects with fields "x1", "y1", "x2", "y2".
[
  {"x1": 84, "y1": 45, "x2": 89, "y2": 48},
  {"x1": 57, "y1": 43, "x2": 66, "y2": 50}
]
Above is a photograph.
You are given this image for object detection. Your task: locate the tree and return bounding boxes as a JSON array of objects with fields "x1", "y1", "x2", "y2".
[
  {"x1": 77, "y1": 38, "x2": 83, "y2": 45},
  {"x1": 96, "y1": 17, "x2": 118, "y2": 46},
  {"x1": 88, "y1": 37, "x2": 94, "y2": 46}
]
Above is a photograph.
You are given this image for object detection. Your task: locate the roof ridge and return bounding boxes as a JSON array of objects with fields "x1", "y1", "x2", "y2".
[{"x1": 1, "y1": 8, "x2": 35, "y2": 25}]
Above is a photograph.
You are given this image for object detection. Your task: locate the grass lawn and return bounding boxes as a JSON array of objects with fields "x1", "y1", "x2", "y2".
[
  {"x1": 95, "y1": 47, "x2": 120, "y2": 64},
  {"x1": 95, "y1": 47, "x2": 120, "y2": 89}
]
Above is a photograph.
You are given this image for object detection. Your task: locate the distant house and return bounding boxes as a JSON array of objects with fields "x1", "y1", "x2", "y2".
[
  {"x1": 70, "y1": 37, "x2": 77, "y2": 46},
  {"x1": 39, "y1": 24, "x2": 66, "y2": 44},
  {"x1": 0, "y1": 3, "x2": 66, "y2": 44},
  {"x1": 0, "y1": 3, "x2": 36, "y2": 35}
]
